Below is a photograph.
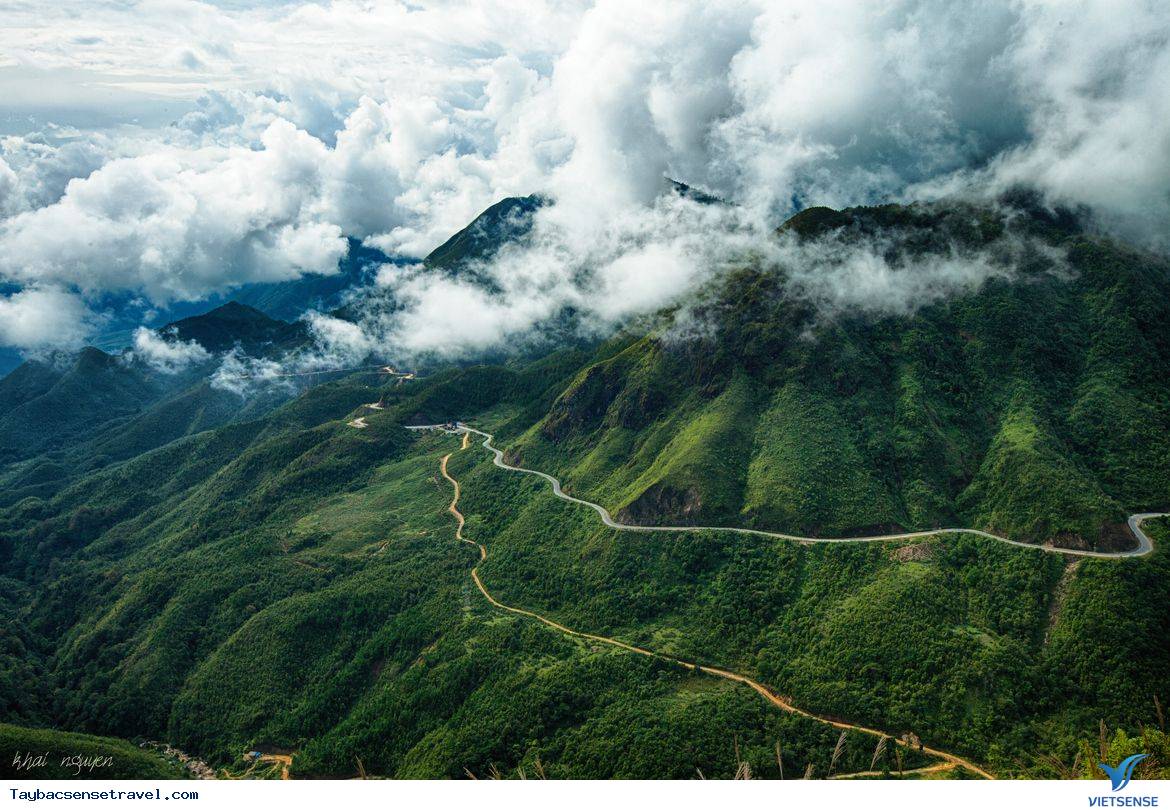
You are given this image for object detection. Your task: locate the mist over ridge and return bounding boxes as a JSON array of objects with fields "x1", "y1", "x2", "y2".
[{"x1": 0, "y1": 0, "x2": 1167, "y2": 367}]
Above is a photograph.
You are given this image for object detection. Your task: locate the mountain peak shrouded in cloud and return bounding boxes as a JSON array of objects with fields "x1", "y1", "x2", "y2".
[
  {"x1": 125, "y1": 326, "x2": 211, "y2": 374},
  {"x1": 423, "y1": 195, "x2": 545, "y2": 277},
  {"x1": 157, "y1": 301, "x2": 312, "y2": 361},
  {"x1": 0, "y1": 0, "x2": 1168, "y2": 362}
]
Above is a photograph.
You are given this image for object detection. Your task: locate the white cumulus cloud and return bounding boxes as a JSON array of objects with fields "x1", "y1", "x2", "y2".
[
  {"x1": 125, "y1": 326, "x2": 211, "y2": 373},
  {"x1": 0, "y1": 0, "x2": 1166, "y2": 359},
  {"x1": 0, "y1": 286, "x2": 99, "y2": 350}
]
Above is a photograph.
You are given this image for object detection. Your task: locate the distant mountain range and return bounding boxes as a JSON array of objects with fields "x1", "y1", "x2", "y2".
[
  {"x1": 0, "y1": 193, "x2": 558, "y2": 488},
  {"x1": 0, "y1": 302, "x2": 312, "y2": 504},
  {"x1": 0, "y1": 237, "x2": 399, "y2": 378}
]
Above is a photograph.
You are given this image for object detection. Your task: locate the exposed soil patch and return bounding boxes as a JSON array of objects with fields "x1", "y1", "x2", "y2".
[{"x1": 1044, "y1": 559, "x2": 1080, "y2": 646}]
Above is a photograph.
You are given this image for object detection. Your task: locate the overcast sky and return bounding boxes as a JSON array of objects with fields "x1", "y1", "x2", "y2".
[{"x1": 1, "y1": 0, "x2": 1168, "y2": 358}]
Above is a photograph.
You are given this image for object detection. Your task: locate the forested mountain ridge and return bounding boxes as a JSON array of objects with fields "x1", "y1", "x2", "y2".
[
  {"x1": 165, "y1": 301, "x2": 309, "y2": 355},
  {"x1": 1, "y1": 199, "x2": 1168, "y2": 780},
  {"x1": 0, "y1": 304, "x2": 322, "y2": 508},
  {"x1": 512, "y1": 202, "x2": 1170, "y2": 551}
]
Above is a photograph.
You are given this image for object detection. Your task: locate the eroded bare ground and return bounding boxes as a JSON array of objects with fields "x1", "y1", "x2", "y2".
[{"x1": 1044, "y1": 559, "x2": 1081, "y2": 646}]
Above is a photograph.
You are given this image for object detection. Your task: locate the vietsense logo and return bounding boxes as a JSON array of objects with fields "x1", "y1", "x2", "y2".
[
  {"x1": 1088, "y1": 754, "x2": 1159, "y2": 808},
  {"x1": 1100, "y1": 755, "x2": 1149, "y2": 792}
]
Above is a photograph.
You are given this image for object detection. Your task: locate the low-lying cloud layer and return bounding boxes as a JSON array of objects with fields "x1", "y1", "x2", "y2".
[
  {"x1": 365, "y1": 193, "x2": 756, "y2": 359},
  {"x1": 1, "y1": 0, "x2": 1167, "y2": 358},
  {"x1": 209, "y1": 350, "x2": 296, "y2": 396},
  {"x1": 125, "y1": 326, "x2": 211, "y2": 374}
]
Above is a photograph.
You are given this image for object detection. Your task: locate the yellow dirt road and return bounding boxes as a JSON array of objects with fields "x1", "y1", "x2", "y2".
[
  {"x1": 258, "y1": 753, "x2": 292, "y2": 780},
  {"x1": 438, "y1": 451, "x2": 994, "y2": 780},
  {"x1": 830, "y1": 762, "x2": 958, "y2": 780}
]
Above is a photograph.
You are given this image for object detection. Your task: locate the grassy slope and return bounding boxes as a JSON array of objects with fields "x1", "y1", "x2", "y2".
[
  {"x1": 744, "y1": 382, "x2": 898, "y2": 534},
  {"x1": 957, "y1": 389, "x2": 1120, "y2": 543},
  {"x1": 0, "y1": 724, "x2": 187, "y2": 779},
  {"x1": 1, "y1": 358, "x2": 1166, "y2": 778}
]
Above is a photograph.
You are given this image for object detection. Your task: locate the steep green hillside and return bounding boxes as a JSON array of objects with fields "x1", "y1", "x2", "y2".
[
  {"x1": 0, "y1": 348, "x2": 165, "y2": 464},
  {"x1": 511, "y1": 206, "x2": 1170, "y2": 550},
  {"x1": 744, "y1": 382, "x2": 899, "y2": 534}
]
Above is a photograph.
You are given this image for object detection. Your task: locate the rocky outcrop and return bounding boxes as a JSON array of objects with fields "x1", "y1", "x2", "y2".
[{"x1": 617, "y1": 482, "x2": 703, "y2": 525}]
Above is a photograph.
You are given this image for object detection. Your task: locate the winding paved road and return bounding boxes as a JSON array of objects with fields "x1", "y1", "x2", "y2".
[
  {"x1": 411, "y1": 423, "x2": 1161, "y2": 559},
  {"x1": 439, "y1": 450, "x2": 994, "y2": 779},
  {"x1": 345, "y1": 367, "x2": 417, "y2": 429},
  {"x1": 403, "y1": 419, "x2": 1164, "y2": 779}
]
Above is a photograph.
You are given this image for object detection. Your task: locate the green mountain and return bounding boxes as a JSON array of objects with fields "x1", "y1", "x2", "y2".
[
  {"x1": 424, "y1": 195, "x2": 544, "y2": 280},
  {"x1": 0, "y1": 304, "x2": 315, "y2": 507},
  {"x1": 514, "y1": 205, "x2": 1170, "y2": 549},
  {"x1": 166, "y1": 301, "x2": 310, "y2": 355},
  {"x1": 0, "y1": 347, "x2": 164, "y2": 465},
  {"x1": 1, "y1": 199, "x2": 1167, "y2": 780}
]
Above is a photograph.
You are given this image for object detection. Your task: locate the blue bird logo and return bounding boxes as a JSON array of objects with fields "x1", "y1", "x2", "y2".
[{"x1": 1098, "y1": 754, "x2": 1147, "y2": 791}]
